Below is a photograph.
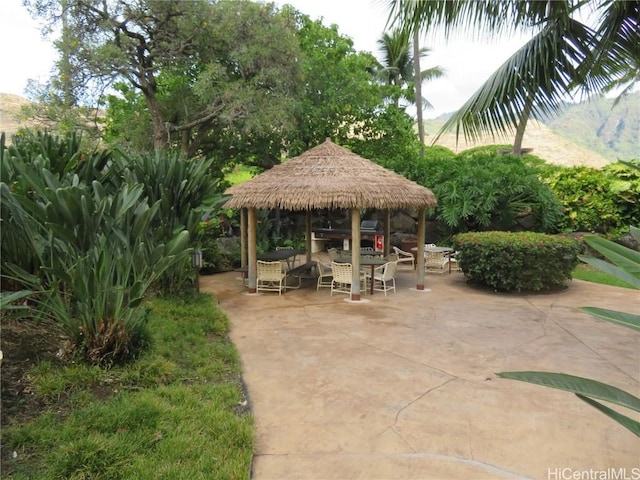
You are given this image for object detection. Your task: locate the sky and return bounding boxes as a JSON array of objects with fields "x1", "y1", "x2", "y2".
[{"x1": 1, "y1": 0, "x2": 531, "y2": 119}]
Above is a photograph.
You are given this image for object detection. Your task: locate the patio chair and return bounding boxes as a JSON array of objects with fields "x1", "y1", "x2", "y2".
[
  {"x1": 392, "y1": 246, "x2": 415, "y2": 270},
  {"x1": 425, "y1": 250, "x2": 450, "y2": 274},
  {"x1": 330, "y1": 261, "x2": 367, "y2": 296},
  {"x1": 328, "y1": 247, "x2": 341, "y2": 262},
  {"x1": 256, "y1": 260, "x2": 287, "y2": 295},
  {"x1": 367, "y1": 261, "x2": 398, "y2": 295},
  {"x1": 316, "y1": 261, "x2": 333, "y2": 290}
]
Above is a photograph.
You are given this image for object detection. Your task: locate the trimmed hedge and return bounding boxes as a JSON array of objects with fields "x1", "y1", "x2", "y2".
[{"x1": 452, "y1": 231, "x2": 582, "y2": 292}]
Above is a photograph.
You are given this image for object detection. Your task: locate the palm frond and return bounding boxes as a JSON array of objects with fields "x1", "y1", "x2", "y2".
[{"x1": 431, "y1": 17, "x2": 596, "y2": 145}]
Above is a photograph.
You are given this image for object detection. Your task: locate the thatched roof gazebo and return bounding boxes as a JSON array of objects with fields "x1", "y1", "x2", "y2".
[{"x1": 224, "y1": 138, "x2": 437, "y2": 300}]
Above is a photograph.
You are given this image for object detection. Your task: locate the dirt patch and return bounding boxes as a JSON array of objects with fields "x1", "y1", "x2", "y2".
[{"x1": 1, "y1": 317, "x2": 63, "y2": 427}]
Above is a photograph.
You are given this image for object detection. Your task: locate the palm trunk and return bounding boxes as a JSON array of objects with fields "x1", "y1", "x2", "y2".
[
  {"x1": 513, "y1": 94, "x2": 534, "y2": 156},
  {"x1": 413, "y1": 29, "x2": 425, "y2": 158}
]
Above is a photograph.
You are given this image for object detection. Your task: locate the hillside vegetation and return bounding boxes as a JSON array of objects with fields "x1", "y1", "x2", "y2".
[
  {"x1": 544, "y1": 92, "x2": 640, "y2": 162},
  {"x1": 1, "y1": 92, "x2": 635, "y2": 168}
]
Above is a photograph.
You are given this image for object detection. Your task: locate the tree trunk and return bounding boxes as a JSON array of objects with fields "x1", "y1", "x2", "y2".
[
  {"x1": 413, "y1": 29, "x2": 424, "y2": 158},
  {"x1": 513, "y1": 94, "x2": 534, "y2": 156},
  {"x1": 59, "y1": 0, "x2": 75, "y2": 107},
  {"x1": 144, "y1": 92, "x2": 167, "y2": 152}
]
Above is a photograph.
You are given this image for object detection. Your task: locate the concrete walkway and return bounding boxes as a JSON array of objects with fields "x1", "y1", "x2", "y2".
[{"x1": 200, "y1": 267, "x2": 640, "y2": 480}]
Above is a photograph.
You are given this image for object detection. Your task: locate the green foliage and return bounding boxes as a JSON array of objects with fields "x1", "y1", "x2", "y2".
[
  {"x1": 498, "y1": 226, "x2": 640, "y2": 437},
  {"x1": 400, "y1": 149, "x2": 563, "y2": 235},
  {"x1": 2, "y1": 294, "x2": 253, "y2": 478},
  {"x1": 453, "y1": 231, "x2": 581, "y2": 292},
  {"x1": 1, "y1": 131, "x2": 221, "y2": 365},
  {"x1": 346, "y1": 105, "x2": 423, "y2": 170},
  {"x1": 284, "y1": 10, "x2": 384, "y2": 155},
  {"x1": 539, "y1": 161, "x2": 640, "y2": 235}
]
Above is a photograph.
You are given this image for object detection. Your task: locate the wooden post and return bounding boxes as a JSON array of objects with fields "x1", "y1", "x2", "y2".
[
  {"x1": 305, "y1": 210, "x2": 312, "y2": 264},
  {"x1": 416, "y1": 208, "x2": 426, "y2": 290},
  {"x1": 351, "y1": 208, "x2": 361, "y2": 301},
  {"x1": 240, "y1": 208, "x2": 247, "y2": 268},
  {"x1": 247, "y1": 208, "x2": 257, "y2": 293}
]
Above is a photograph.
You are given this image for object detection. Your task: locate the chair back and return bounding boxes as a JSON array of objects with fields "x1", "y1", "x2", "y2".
[
  {"x1": 275, "y1": 246, "x2": 293, "y2": 251},
  {"x1": 328, "y1": 248, "x2": 341, "y2": 262},
  {"x1": 382, "y1": 261, "x2": 398, "y2": 280},
  {"x1": 425, "y1": 251, "x2": 446, "y2": 271},
  {"x1": 331, "y1": 261, "x2": 353, "y2": 285},
  {"x1": 257, "y1": 260, "x2": 284, "y2": 281}
]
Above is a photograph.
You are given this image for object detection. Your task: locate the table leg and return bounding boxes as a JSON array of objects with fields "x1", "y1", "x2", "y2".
[{"x1": 370, "y1": 265, "x2": 375, "y2": 295}]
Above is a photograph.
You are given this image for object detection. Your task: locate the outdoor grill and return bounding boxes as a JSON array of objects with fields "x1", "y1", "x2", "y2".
[
  {"x1": 360, "y1": 220, "x2": 382, "y2": 232},
  {"x1": 312, "y1": 219, "x2": 384, "y2": 251}
]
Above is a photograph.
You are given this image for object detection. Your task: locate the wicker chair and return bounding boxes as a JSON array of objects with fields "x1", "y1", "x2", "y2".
[
  {"x1": 367, "y1": 261, "x2": 398, "y2": 295},
  {"x1": 424, "y1": 250, "x2": 450, "y2": 274},
  {"x1": 256, "y1": 260, "x2": 287, "y2": 295},
  {"x1": 316, "y1": 261, "x2": 333, "y2": 291},
  {"x1": 392, "y1": 246, "x2": 415, "y2": 270},
  {"x1": 330, "y1": 261, "x2": 367, "y2": 296}
]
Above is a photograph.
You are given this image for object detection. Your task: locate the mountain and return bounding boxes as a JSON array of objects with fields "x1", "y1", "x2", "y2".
[
  {"x1": 544, "y1": 92, "x2": 640, "y2": 162},
  {"x1": 424, "y1": 92, "x2": 639, "y2": 167}
]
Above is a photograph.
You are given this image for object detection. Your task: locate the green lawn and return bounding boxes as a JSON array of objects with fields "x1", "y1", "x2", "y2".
[
  {"x1": 572, "y1": 263, "x2": 635, "y2": 289},
  {"x1": 2, "y1": 293, "x2": 253, "y2": 480}
]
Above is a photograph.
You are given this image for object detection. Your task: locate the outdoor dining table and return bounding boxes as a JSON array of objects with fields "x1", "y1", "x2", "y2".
[
  {"x1": 258, "y1": 248, "x2": 306, "y2": 271},
  {"x1": 337, "y1": 256, "x2": 388, "y2": 295}
]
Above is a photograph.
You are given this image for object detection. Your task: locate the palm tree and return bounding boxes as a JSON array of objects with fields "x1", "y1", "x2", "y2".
[
  {"x1": 377, "y1": 28, "x2": 444, "y2": 108},
  {"x1": 386, "y1": 0, "x2": 640, "y2": 156}
]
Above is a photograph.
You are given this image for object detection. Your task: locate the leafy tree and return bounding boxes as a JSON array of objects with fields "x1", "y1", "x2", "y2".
[
  {"x1": 386, "y1": 0, "x2": 640, "y2": 156},
  {"x1": 283, "y1": 10, "x2": 384, "y2": 156},
  {"x1": 26, "y1": 0, "x2": 301, "y2": 155}
]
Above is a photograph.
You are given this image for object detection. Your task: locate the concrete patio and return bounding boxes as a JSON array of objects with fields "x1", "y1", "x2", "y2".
[{"x1": 200, "y1": 266, "x2": 640, "y2": 480}]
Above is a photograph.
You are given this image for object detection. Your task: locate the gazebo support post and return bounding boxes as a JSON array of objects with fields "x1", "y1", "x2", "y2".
[
  {"x1": 247, "y1": 208, "x2": 258, "y2": 293},
  {"x1": 350, "y1": 208, "x2": 361, "y2": 301},
  {"x1": 416, "y1": 208, "x2": 426, "y2": 290},
  {"x1": 305, "y1": 210, "x2": 312, "y2": 264},
  {"x1": 384, "y1": 210, "x2": 391, "y2": 257},
  {"x1": 240, "y1": 208, "x2": 247, "y2": 268}
]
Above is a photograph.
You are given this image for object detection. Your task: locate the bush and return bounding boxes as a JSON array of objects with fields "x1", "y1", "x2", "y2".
[
  {"x1": 392, "y1": 147, "x2": 563, "y2": 236},
  {"x1": 539, "y1": 161, "x2": 640, "y2": 236},
  {"x1": 453, "y1": 231, "x2": 581, "y2": 292}
]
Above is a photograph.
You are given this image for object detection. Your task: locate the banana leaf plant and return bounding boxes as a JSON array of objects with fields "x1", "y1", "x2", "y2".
[{"x1": 497, "y1": 226, "x2": 640, "y2": 437}]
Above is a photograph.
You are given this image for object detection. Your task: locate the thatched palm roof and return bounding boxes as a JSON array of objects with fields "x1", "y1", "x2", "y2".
[{"x1": 224, "y1": 138, "x2": 437, "y2": 210}]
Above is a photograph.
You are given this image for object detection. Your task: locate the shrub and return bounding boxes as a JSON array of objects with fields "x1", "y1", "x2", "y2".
[
  {"x1": 453, "y1": 231, "x2": 581, "y2": 292},
  {"x1": 394, "y1": 148, "x2": 563, "y2": 236},
  {"x1": 539, "y1": 161, "x2": 640, "y2": 236}
]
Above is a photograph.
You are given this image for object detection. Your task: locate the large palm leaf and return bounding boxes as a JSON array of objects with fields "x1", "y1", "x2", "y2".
[{"x1": 431, "y1": 17, "x2": 596, "y2": 145}]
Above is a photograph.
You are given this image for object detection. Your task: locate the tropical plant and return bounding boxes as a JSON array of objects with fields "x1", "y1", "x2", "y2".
[
  {"x1": 394, "y1": 147, "x2": 563, "y2": 235},
  {"x1": 539, "y1": 161, "x2": 640, "y2": 235},
  {"x1": 386, "y1": 0, "x2": 640, "y2": 155},
  {"x1": 376, "y1": 28, "x2": 444, "y2": 109},
  {"x1": 1, "y1": 131, "x2": 222, "y2": 364},
  {"x1": 498, "y1": 226, "x2": 640, "y2": 437}
]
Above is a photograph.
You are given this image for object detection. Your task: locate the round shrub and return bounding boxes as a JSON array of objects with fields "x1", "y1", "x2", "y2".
[{"x1": 452, "y1": 231, "x2": 581, "y2": 292}]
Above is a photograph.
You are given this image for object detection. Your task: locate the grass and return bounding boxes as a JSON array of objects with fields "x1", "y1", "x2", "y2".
[
  {"x1": 572, "y1": 262, "x2": 635, "y2": 289},
  {"x1": 1, "y1": 293, "x2": 253, "y2": 480}
]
